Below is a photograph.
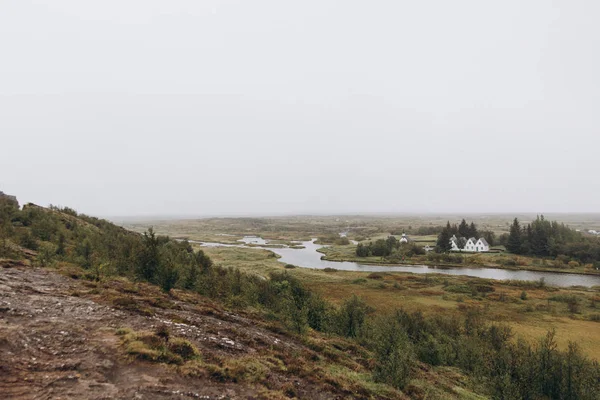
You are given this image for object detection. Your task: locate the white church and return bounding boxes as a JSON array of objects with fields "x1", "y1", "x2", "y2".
[{"x1": 450, "y1": 235, "x2": 490, "y2": 252}]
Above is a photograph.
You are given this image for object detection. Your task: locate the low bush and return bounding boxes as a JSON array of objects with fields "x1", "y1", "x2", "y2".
[{"x1": 119, "y1": 328, "x2": 199, "y2": 365}]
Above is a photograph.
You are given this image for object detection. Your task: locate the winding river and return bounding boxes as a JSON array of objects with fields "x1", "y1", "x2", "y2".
[{"x1": 199, "y1": 237, "x2": 600, "y2": 288}]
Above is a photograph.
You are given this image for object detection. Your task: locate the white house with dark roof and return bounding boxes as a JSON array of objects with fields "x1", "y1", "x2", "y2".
[
  {"x1": 475, "y1": 238, "x2": 490, "y2": 252},
  {"x1": 449, "y1": 235, "x2": 489, "y2": 252}
]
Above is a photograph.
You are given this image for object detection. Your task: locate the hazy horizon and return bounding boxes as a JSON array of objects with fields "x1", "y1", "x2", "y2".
[{"x1": 2, "y1": 1, "x2": 599, "y2": 216}]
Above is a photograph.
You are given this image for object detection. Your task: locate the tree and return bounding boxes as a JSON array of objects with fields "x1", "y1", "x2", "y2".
[
  {"x1": 530, "y1": 215, "x2": 550, "y2": 257},
  {"x1": 37, "y1": 243, "x2": 56, "y2": 267},
  {"x1": 458, "y1": 219, "x2": 470, "y2": 237},
  {"x1": 184, "y1": 261, "x2": 200, "y2": 290},
  {"x1": 307, "y1": 294, "x2": 331, "y2": 332},
  {"x1": 507, "y1": 218, "x2": 522, "y2": 254},
  {"x1": 436, "y1": 224, "x2": 452, "y2": 253},
  {"x1": 481, "y1": 230, "x2": 496, "y2": 246},
  {"x1": 136, "y1": 228, "x2": 160, "y2": 283},
  {"x1": 158, "y1": 259, "x2": 179, "y2": 293},
  {"x1": 283, "y1": 276, "x2": 311, "y2": 334},
  {"x1": 372, "y1": 314, "x2": 414, "y2": 389},
  {"x1": 56, "y1": 232, "x2": 66, "y2": 256},
  {"x1": 195, "y1": 249, "x2": 212, "y2": 273},
  {"x1": 386, "y1": 235, "x2": 399, "y2": 253},
  {"x1": 468, "y1": 222, "x2": 479, "y2": 238},
  {"x1": 356, "y1": 243, "x2": 370, "y2": 257},
  {"x1": 77, "y1": 238, "x2": 93, "y2": 269},
  {"x1": 336, "y1": 295, "x2": 371, "y2": 338},
  {"x1": 371, "y1": 239, "x2": 390, "y2": 257}
]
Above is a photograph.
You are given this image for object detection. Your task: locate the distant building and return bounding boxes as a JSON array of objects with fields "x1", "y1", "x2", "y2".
[
  {"x1": 475, "y1": 238, "x2": 490, "y2": 252},
  {"x1": 450, "y1": 235, "x2": 461, "y2": 251},
  {"x1": 399, "y1": 233, "x2": 410, "y2": 244},
  {"x1": 450, "y1": 235, "x2": 489, "y2": 252}
]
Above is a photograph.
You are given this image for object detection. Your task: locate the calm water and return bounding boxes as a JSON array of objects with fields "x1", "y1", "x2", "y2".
[{"x1": 197, "y1": 237, "x2": 600, "y2": 288}]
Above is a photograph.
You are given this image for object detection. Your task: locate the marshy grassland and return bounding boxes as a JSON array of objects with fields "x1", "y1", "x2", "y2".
[
  {"x1": 125, "y1": 214, "x2": 600, "y2": 275},
  {"x1": 317, "y1": 243, "x2": 600, "y2": 276},
  {"x1": 200, "y1": 245, "x2": 600, "y2": 361},
  {"x1": 122, "y1": 213, "x2": 600, "y2": 242}
]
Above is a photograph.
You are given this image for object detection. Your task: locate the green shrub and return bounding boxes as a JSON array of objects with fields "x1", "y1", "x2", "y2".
[
  {"x1": 168, "y1": 338, "x2": 200, "y2": 361},
  {"x1": 520, "y1": 291, "x2": 527, "y2": 300}
]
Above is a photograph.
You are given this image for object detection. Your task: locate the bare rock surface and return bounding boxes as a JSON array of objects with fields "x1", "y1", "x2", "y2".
[{"x1": 0, "y1": 263, "x2": 329, "y2": 400}]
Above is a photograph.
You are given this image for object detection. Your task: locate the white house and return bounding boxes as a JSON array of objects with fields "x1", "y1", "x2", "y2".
[
  {"x1": 399, "y1": 233, "x2": 409, "y2": 244},
  {"x1": 464, "y1": 238, "x2": 477, "y2": 252},
  {"x1": 449, "y1": 235, "x2": 489, "y2": 253},
  {"x1": 450, "y1": 235, "x2": 461, "y2": 251},
  {"x1": 475, "y1": 238, "x2": 490, "y2": 252}
]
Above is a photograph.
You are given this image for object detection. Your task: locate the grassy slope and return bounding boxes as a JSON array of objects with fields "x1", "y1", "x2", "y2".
[{"x1": 203, "y1": 246, "x2": 600, "y2": 361}]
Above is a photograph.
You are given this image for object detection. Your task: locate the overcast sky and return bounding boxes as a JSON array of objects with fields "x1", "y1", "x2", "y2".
[{"x1": 1, "y1": 1, "x2": 599, "y2": 217}]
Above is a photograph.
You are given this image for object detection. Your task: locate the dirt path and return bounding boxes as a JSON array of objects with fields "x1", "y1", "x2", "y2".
[{"x1": 0, "y1": 263, "x2": 310, "y2": 400}]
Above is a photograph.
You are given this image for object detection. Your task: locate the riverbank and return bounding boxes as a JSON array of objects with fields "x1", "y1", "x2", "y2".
[{"x1": 317, "y1": 246, "x2": 600, "y2": 277}]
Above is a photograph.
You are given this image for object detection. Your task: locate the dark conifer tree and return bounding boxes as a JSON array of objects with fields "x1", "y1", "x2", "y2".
[
  {"x1": 436, "y1": 224, "x2": 452, "y2": 253},
  {"x1": 458, "y1": 219, "x2": 470, "y2": 237},
  {"x1": 506, "y1": 218, "x2": 522, "y2": 254},
  {"x1": 468, "y1": 222, "x2": 479, "y2": 238}
]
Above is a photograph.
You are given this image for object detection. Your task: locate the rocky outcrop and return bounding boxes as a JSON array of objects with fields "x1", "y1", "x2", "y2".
[{"x1": 0, "y1": 191, "x2": 18, "y2": 205}]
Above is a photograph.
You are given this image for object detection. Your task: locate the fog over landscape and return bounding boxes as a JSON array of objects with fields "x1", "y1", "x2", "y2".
[{"x1": 2, "y1": 1, "x2": 599, "y2": 216}]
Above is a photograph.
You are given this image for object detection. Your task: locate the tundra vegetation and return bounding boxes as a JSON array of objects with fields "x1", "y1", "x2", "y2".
[{"x1": 3, "y1": 196, "x2": 600, "y2": 399}]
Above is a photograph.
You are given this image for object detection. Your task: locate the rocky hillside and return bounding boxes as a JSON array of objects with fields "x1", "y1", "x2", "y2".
[{"x1": 0, "y1": 260, "x2": 419, "y2": 399}]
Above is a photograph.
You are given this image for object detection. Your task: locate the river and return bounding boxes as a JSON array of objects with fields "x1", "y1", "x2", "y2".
[{"x1": 198, "y1": 237, "x2": 600, "y2": 288}]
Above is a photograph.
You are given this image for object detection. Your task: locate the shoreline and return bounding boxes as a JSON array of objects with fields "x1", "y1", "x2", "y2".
[{"x1": 316, "y1": 249, "x2": 600, "y2": 278}]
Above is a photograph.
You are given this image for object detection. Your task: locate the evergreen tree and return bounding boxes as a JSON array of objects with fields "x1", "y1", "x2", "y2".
[
  {"x1": 481, "y1": 230, "x2": 496, "y2": 246},
  {"x1": 372, "y1": 315, "x2": 414, "y2": 389},
  {"x1": 386, "y1": 235, "x2": 399, "y2": 253},
  {"x1": 530, "y1": 215, "x2": 550, "y2": 257},
  {"x1": 458, "y1": 219, "x2": 470, "y2": 237},
  {"x1": 157, "y1": 258, "x2": 179, "y2": 293},
  {"x1": 356, "y1": 243, "x2": 370, "y2": 257},
  {"x1": 184, "y1": 261, "x2": 199, "y2": 290},
  {"x1": 195, "y1": 249, "x2": 213, "y2": 273},
  {"x1": 507, "y1": 218, "x2": 522, "y2": 254},
  {"x1": 56, "y1": 232, "x2": 66, "y2": 256},
  {"x1": 436, "y1": 224, "x2": 452, "y2": 253},
  {"x1": 468, "y1": 222, "x2": 479, "y2": 238},
  {"x1": 136, "y1": 227, "x2": 160, "y2": 283}
]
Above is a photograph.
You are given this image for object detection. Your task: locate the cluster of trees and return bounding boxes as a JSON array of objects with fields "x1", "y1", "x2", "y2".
[
  {"x1": 316, "y1": 234, "x2": 350, "y2": 245},
  {"x1": 356, "y1": 236, "x2": 427, "y2": 259},
  {"x1": 436, "y1": 220, "x2": 495, "y2": 252},
  {"x1": 0, "y1": 199, "x2": 214, "y2": 293},
  {"x1": 356, "y1": 236, "x2": 401, "y2": 257},
  {"x1": 361, "y1": 308, "x2": 600, "y2": 398},
  {"x1": 286, "y1": 286, "x2": 600, "y2": 398},
  {"x1": 506, "y1": 216, "x2": 600, "y2": 265}
]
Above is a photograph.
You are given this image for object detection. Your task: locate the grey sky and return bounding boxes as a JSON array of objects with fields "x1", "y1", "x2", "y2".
[{"x1": 1, "y1": 1, "x2": 599, "y2": 216}]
